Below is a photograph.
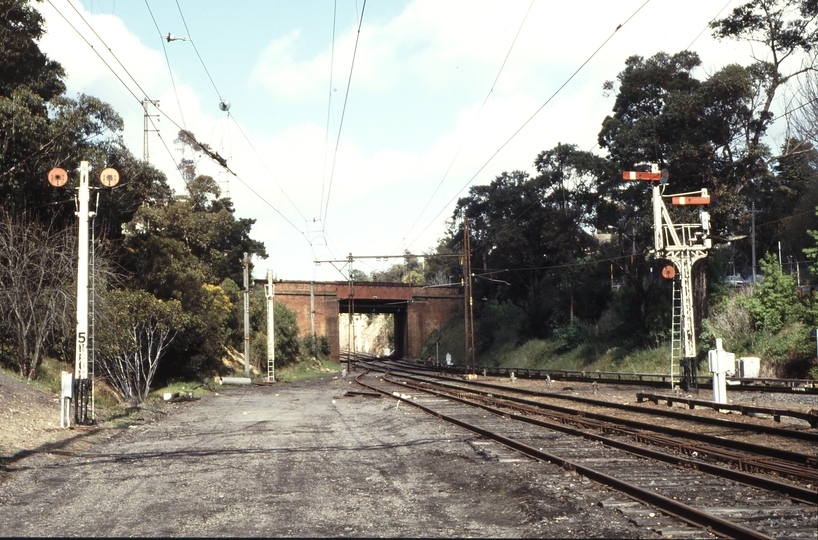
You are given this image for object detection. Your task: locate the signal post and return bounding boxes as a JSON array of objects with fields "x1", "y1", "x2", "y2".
[
  {"x1": 623, "y1": 167, "x2": 711, "y2": 390},
  {"x1": 49, "y1": 161, "x2": 119, "y2": 425}
]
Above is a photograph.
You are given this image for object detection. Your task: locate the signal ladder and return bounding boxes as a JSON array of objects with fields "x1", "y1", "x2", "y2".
[{"x1": 670, "y1": 276, "x2": 683, "y2": 389}]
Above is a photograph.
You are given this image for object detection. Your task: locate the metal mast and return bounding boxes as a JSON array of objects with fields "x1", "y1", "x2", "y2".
[
  {"x1": 74, "y1": 162, "x2": 91, "y2": 424},
  {"x1": 623, "y1": 167, "x2": 711, "y2": 390},
  {"x1": 266, "y1": 269, "x2": 275, "y2": 383}
]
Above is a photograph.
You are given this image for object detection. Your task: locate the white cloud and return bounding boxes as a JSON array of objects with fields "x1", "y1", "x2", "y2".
[{"x1": 35, "y1": 0, "x2": 807, "y2": 282}]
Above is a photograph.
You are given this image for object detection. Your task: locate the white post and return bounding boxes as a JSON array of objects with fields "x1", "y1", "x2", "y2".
[
  {"x1": 74, "y1": 161, "x2": 90, "y2": 424},
  {"x1": 266, "y1": 269, "x2": 275, "y2": 383},
  {"x1": 243, "y1": 252, "x2": 250, "y2": 378},
  {"x1": 708, "y1": 338, "x2": 733, "y2": 406}
]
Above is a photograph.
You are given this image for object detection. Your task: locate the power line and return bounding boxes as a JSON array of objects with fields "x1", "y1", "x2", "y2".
[
  {"x1": 227, "y1": 116, "x2": 309, "y2": 223},
  {"x1": 174, "y1": 0, "x2": 222, "y2": 100},
  {"x1": 49, "y1": 0, "x2": 309, "y2": 241},
  {"x1": 322, "y1": 0, "x2": 368, "y2": 228},
  {"x1": 401, "y1": 0, "x2": 535, "y2": 253},
  {"x1": 447, "y1": 0, "x2": 737, "y2": 259},
  {"x1": 320, "y1": 0, "x2": 339, "y2": 223},
  {"x1": 405, "y1": 0, "x2": 654, "y2": 252},
  {"x1": 143, "y1": 0, "x2": 187, "y2": 129}
]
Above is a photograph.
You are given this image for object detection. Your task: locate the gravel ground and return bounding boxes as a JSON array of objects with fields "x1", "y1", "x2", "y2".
[
  {"x1": 0, "y1": 373, "x2": 661, "y2": 538},
  {"x1": 3, "y1": 368, "x2": 815, "y2": 537}
]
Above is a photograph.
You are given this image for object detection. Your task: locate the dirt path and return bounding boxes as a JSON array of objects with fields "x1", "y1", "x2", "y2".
[{"x1": 0, "y1": 374, "x2": 649, "y2": 537}]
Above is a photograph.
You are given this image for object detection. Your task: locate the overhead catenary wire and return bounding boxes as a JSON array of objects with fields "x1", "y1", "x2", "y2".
[
  {"x1": 319, "y1": 0, "x2": 339, "y2": 223},
  {"x1": 400, "y1": 0, "x2": 536, "y2": 254},
  {"x1": 143, "y1": 0, "x2": 187, "y2": 129},
  {"x1": 173, "y1": 0, "x2": 222, "y2": 100},
  {"x1": 405, "y1": 0, "x2": 654, "y2": 252},
  {"x1": 49, "y1": 0, "x2": 310, "y2": 241},
  {"x1": 453, "y1": 0, "x2": 738, "y2": 258},
  {"x1": 321, "y1": 0, "x2": 367, "y2": 229},
  {"x1": 49, "y1": 0, "x2": 187, "y2": 185}
]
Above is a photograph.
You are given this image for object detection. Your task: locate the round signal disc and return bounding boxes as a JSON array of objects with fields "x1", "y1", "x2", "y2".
[
  {"x1": 99, "y1": 168, "x2": 120, "y2": 187},
  {"x1": 661, "y1": 265, "x2": 676, "y2": 279},
  {"x1": 47, "y1": 167, "x2": 68, "y2": 187}
]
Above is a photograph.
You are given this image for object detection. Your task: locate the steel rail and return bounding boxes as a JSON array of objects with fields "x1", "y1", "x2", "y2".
[
  {"x1": 387, "y1": 375, "x2": 818, "y2": 488},
  {"x1": 394, "y1": 359, "x2": 818, "y2": 394},
  {"x1": 374, "y1": 361, "x2": 818, "y2": 443},
  {"x1": 368, "y1": 364, "x2": 816, "y2": 467},
  {"x1": 354, "y1": 369, "x2": 778, "y2": 540},
  {"x1": 378, "y1": 372, "x2": 816, "y2": 504}
]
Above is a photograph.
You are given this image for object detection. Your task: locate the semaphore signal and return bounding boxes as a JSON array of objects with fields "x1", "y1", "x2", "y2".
[{"x1": 48, "y1": 161, "x2": 118, "y2": 427}]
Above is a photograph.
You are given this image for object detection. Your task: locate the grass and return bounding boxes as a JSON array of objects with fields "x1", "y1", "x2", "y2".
[
  {"x1": 274, "y1": 357, "x2": 341, "y2": 382},
  {"x1": 479, "y1": 337, "x2": 674, "y2": 374}
]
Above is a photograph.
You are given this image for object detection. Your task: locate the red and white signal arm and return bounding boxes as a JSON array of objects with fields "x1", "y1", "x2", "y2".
[
  {"x1": 622, "y1": 171, "x2": 663, "y2": 181},
  {"x1": 99, "y1": 168, "x2": 119, "y2": 187},
  {"x1": 672, "y1": 195, "x2": 710, "y2": 205},
  {"x1": 661, "y1": 265, "x2": 676, "y2": 279},
  {"x1": 47, "y1": 167, "x2": 68, "y2": 187}
]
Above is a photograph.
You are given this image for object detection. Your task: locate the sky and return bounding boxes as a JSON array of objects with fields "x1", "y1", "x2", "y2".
[{"x1": 34, "y1": 0, "x2": 798, "y2": 282}]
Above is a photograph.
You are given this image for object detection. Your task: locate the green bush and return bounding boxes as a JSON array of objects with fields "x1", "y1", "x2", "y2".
[{"x1": 742, "y1": 254, "x2": 802, "y2": 333}]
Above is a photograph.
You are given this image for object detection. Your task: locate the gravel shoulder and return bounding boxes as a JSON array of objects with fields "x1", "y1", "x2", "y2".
[{"x1": 1, "y1": 372, "x2": 652, "y2": 538}]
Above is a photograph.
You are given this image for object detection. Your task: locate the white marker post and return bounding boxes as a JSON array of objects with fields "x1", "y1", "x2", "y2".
[
  {"x1": 74, "y1": 162, "x2": 91, "y2": 424},
  {"x1": 49, "y1": 163, "x2": 118, "y2": 426},
  {"x1": 266, "y1": 269, "x2": 275, "y2": 383}
]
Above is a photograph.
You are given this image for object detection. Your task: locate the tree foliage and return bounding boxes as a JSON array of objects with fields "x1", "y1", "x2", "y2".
[
  {"x1": 0, "y1": 211, "x2": 74, "y2": 378},
  {"x1": 96, "y1": 289, "x2": 186, "y2": 404},
  {"x1": 742, "y1": 253, "x2": 802, "y2": 332}
]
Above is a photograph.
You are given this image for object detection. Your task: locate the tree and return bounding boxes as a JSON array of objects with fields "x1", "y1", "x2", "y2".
[
  {"x1": 0, "y1": 0, "x2": 65, "y2": 101},
  {"x1": 96, "y1": 289, "x2": 185, "y2": 404},
  {"x1": 444, "y1": 145, "x2": 611, "y2": 339},
  {"x1": 0, "y1": 211, "x2": 74, "y2": 378},
  {"x1": 742, "y1": 253, "x2": 802, "y2": 332}
]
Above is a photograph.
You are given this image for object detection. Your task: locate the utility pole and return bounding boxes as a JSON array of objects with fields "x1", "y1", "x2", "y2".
[
  {"x1": 266, "y1": 269, "x2": 275, "y2": 383},
  {"x1": 751, "y1": 202, "x2": 757, "y2": 282},
  {"x1": 243, "y1": 252, "x2": 250, "y2": 378},
  {"x1": 142, "y1": 99, "x2": 160, "y2": 162},
  {"x1": 347, "y1": 253, "x2": 354, "y2": 372},
  {"x1": 463, "y1": 218, "x2": 475, "y2": 373}
]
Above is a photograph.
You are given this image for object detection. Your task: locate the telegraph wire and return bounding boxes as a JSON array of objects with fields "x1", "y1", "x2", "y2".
[
  {"x1": 174, "y1": 0, "x2": 222, "y2": 100},
  {"x1": 162, "y1": 0, "x2": 311, "y2": 225},
  {"x1": 227, "y1": 116, "x2": 309, "y2": 223},
  {"x1": 446, "y1": 0, "x2": 735, "y2": 258},
  {"x1": 400, "y1": 0, "x2": 535, "y2": 253},
  {"x1": 322, "y1": 0, "x2": 368, "y2": 228},
  {"x1": 685, "y1": 0, "x2": 734, "y2": 50},
  {"x1": 143, "y1": 0, "x2": 187, "y2": 129},
  {"x1": 49, "y1": 0, "x2": 310, "y2": 240},
  {"x1": 405, "y1": 0, "x2": 654, "y2": 252},
  {"x1": 320, "y1": 0, "x2": 339, "y2": 224}
]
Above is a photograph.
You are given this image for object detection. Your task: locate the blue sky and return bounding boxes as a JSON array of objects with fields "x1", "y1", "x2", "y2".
[{"x1": 36, "y1": 0, "x2": 798, "y2": 282}]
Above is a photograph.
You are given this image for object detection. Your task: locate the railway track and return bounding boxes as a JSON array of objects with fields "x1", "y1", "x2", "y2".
[
  {"x1": 397, "y1": 358, "x2": 818, "y2": 395},
  {"x1": 350, "y1": 360, "x2": 817, "y2": 539}
]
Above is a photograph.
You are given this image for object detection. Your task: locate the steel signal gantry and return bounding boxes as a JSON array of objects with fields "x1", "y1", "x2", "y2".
[{"x1": 623, "y1": 166, "x2": 711, "y2": 390}]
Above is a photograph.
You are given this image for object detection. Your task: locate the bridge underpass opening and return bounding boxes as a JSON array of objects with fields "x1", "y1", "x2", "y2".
[{"x1": 339, "y1": 299, "x2": 406, "y2": 358}]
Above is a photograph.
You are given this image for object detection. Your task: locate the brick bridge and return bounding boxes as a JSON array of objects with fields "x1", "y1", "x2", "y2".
[{"x1": 264, "y1": 281, "x2": 462, "y2": 362}]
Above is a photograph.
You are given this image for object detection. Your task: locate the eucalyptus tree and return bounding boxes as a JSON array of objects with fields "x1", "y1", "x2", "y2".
[{"x1": 0, "y1": 212, "x2": 74, "y2": 379}]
